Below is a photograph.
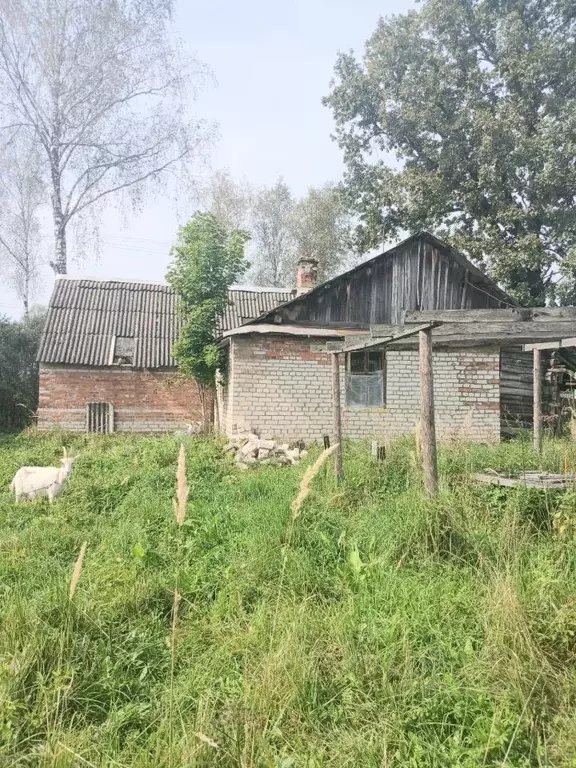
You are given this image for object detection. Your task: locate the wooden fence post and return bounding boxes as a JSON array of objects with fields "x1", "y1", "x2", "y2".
[
  {"x1": 419, "y1": 327, "x2": 438, "y2": 496},
  {"x1": 533, "y1": 347, "x2": 542, "y2": 453},
  {"x1": 332, "y1": 352, "x2": 343, "y2": 483}
]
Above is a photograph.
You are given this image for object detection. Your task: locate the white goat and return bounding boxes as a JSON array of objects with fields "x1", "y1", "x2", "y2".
[{"x1": 10, "y1": 448, "x2": 76, "y2": 503}]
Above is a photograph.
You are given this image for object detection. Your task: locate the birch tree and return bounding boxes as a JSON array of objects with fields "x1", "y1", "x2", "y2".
[
  {"x1": 289, "y1": 184, "x2": 352, "y2": 282},
  {"x1": 0, "y1": 0, "x2": 212, "y2": 275},
  {"x1": 251, "y1": 179, "x2": 295, "y2": 287},
  {"x1": 0, "y1": 137, "x2": 44, "y2": 314},
  {"x1": 207, "y1": 169, "x2": 253, "y2": 232}
]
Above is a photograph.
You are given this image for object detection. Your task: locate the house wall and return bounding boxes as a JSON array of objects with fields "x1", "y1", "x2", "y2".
[
  {"x1": 38, "y1": 364, "x2": 206, "y2": 433},
  {"x1": 224, "y1": 335, "x2": 501, "y2": 443}
]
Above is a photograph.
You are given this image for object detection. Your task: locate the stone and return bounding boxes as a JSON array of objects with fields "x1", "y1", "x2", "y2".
[
  {"x1": 239, "y1": 441, "x2": 258, "y2": 458},
  {"x1": 257, "y1": 439, "x2": 276, "y2": 451},
  {"x1": 257, "y1": 448, "x2": 271, "y2": 460},
  {"x1": 286, "y1": 448, "x2": 301, "y2": 463}
]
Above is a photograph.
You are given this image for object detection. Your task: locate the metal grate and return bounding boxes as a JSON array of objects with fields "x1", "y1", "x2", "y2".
[{"x1": 86, "y1": 402, "x2": 114, "y2": 433}]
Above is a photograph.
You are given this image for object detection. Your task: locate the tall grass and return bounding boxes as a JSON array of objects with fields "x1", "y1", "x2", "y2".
[{"x1": 2, "y1": 431, "x2": 576, "y2": 765}]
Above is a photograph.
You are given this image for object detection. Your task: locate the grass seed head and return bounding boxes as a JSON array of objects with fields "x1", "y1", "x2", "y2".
[
  {"x1": 175, "y1": 443, "x2": 188, "y2": 527},
  {"x1": 291, "y1": 443, "x2": 338, "y2": 519}
]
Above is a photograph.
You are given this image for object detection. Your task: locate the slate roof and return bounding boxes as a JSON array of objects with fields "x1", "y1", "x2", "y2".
[{"x1": 38, "y1": 278, "x2": 293, "y2": 368}]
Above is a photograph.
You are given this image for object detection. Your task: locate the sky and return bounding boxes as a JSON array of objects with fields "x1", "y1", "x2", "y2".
[{"x1": 0, "y1": 0, "x2": 416, "y2": 319}]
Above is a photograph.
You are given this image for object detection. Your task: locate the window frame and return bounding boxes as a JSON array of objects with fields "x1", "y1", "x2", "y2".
[
  {"x1": 112, "y1": 335, "x2": 135, "y2": 366},
  {"x1": 345, "y1": 349, "x2": 386, "y2": 408}
]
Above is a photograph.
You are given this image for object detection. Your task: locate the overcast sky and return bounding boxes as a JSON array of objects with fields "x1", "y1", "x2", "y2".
[{"x1": 0, "y1": 0, "x2": 416, "y2": 319}]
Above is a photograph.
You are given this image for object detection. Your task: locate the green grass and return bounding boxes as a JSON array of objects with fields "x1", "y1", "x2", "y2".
[{"x1": 2, "y1": 430, "x2": 576, "y2": 766}]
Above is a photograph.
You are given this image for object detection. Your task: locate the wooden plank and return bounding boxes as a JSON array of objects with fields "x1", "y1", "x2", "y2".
[
  {"x1": 460, "y1": 271, "x2": 469, "y2": 309},
  {"x1": 534, "y1": 348, "x2": 542, "y2": 453},
  {"x1": 407, "y1": 307, "x2": 576, "y2": 324},
  {"x1": 370, "y1": 321, "x2": 576, "y2": 348},
  {"x1": 419, "y1": 327, "x2": 438, "y2": 496},
  {"x1": 405, "y1": 309, "x2": 530, "y2": 324},
  {"x1": 332, "y1": 352, "x2": 343, "y2": 483},
  {"x1": 472, "y1": 472, "x2": 576, "y2": 489},
  {"x1": 523, "y1": 338, "x2": 576, "y2": 352},
  {"x1": 327, "y1": 322, "x2": 438, "y2": 353}
]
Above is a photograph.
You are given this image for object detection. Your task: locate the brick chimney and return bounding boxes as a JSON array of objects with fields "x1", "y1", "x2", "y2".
[{"x1": 296, "y1": 257, "x2": 319, "y2": 295}]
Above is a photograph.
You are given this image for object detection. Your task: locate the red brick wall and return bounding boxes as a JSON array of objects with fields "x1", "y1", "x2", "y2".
[{"x1": 38, "y1": 364, "x2": 210, "y2": 433}]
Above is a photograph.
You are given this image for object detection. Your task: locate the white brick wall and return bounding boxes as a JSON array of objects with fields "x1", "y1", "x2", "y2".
[{"x1": 221, "y1": 335, "x2": 501, "y2": 443}]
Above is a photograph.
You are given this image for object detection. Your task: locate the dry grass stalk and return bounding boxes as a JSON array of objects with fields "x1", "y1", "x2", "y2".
[
  {"x1": 175, "y1": 443, "x2": 188, "y2": 528},
  {"x1": 291, "y1": 443, "x2": 339, "y2": 520},
  {"x1": 570, "y1": 408, "x2": 576, "y2": 442},
  {"x1": 194, "y1": 732, "x2": 219, "y2": 749},
  {"x1": 69, "y1": 541, "x2": 87, "y2": 601},
  {"x1": 171, "y1": 589, "x2": 181, "y2": 640},
  {"x1": 415, "y1": 421, "x2": 421, "y2": 462}
]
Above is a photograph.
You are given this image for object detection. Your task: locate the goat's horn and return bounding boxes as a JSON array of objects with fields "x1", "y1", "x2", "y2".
[{"x1": 63, "y1": 447, "x2": 68, "y2": 458}]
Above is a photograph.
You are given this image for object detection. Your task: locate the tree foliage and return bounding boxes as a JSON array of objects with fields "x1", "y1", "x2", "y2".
[
  {"x1": 325, "y1": 0, "x2": 576, "y2": 305},
  {"x1": 291, "y1": 184, "x2": 352, "y2": 282},
  {"x1": 0, "y1": 137, "x2": 44, "y2": 314},
  {"x1": 249, "y1": 178, "x2": 352, "y2": 287},
  {"x1": 0, "y1": 310, "x2": 45, "y2": 430},
  {"x1": 166, "y1": 212, "x2": 249, "y2": 388},
  {"x1": 251, "y1": 179, "x2": 295, "y2": 287},
  {"x1": 207, "y1": 169, "x2": 253, "y2": 232},
  {"x1": 0, "y1": 0, "x2": 212, "y2": 275}
]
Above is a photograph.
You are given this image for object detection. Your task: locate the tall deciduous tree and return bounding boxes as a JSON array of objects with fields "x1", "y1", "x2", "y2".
[
  {"x1": 251, "y1": 178, "x2": 295, "y2": 287},
  {"x1": 166, "y1": 212, "x2": 249, "y2": 428},
  {"x1": 0, "y1": 137, "x2": 45, "y2": 314},
  {"x1": 325, "y1": 0, "x2": 576, "y2": 305},
  {"x1": 0, "y1": 0, "x2": 212, "y2": 275},
  {"x1": 207, "y1": 169, "x2": 253, "y2": 232},
  {"x1": 290, "y1": 184, "x2": 352, "y2": 282}
]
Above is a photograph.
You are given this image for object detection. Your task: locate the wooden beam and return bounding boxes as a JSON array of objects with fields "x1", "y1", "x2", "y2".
[
  {"x1": 419, "y1": 327, "x2": 438, "y2": 496},
  {"x1": 326, "y1": 322, "x2": 438, "y2": 353},
  {"x1": 406, "y1": 307, "x2": 576, "y2": 324},
  {"x1": 533, "y1": 347, "x2": 542, "y2": 454},
  {"x1": 523, "y1": 338, "x2": 576, "y2": 352},
  {"x1": 405, "y1": 309, "x2": 530, "y2": 324},
  {"x1": 370, "y1": 321, "x2": 576, "y2": 348},
  {"x1": 332, "y1": 352, "x2": 343, "y2": 483}
]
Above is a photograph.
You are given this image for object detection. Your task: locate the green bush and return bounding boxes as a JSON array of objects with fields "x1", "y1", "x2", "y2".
[{"x1": 0, "y1": 311, "x2": 44, "y2": 431}]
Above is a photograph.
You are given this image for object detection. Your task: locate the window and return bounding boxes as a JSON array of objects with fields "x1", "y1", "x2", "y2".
[
  {"x1": 112, "y1": 336, "x2": 135, "y2": 365},
  {"x1": 86, "y1": 402, "x2": 114, "y2": 433},
  {"x1": 346, "y1": 350, "x2": 385, "y2": 407}
]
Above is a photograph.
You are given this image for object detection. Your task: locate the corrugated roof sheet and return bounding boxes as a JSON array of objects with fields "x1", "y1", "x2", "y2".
[{"x1": 38, "y1": 278, "x2": 293, "y2": 368}]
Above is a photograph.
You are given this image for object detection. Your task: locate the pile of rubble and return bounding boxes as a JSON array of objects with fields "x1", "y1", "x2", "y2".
[{"x1": 225, "y1": 433, "x2": 307, "y2": 470}]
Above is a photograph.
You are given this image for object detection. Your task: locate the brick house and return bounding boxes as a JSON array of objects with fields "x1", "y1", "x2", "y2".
[
  {"x1": 37, "y1": 278, "x2": 292, "y2": 432},
  {"x1": 38, "y1": 232, "x2": 566, "y2": 441},
  {"x1": 216, "y1": 232, "x2": 552, "y2": 443}
]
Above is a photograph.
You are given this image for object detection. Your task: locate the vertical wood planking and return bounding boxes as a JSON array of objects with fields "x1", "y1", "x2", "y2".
[{"x1": 533, "y1": 348, "x2": 543, "y2": 453}]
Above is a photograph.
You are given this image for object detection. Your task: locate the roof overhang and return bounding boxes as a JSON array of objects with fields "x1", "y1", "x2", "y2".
[{"x1": 221, "y1": 324, "x2": 362, "y2": 340}]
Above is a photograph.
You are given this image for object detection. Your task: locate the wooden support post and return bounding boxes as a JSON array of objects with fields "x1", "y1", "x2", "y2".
[
  {"x1": 419, "y1": 328, "x2": 438, "y2": 496},
  {"x1": 371, "y1": 441, "x2": 386, "y2": 461},
  {"x1": 533, "y1": 347, "x2": 542, "y2": 453},
  {"x1": 332, "y1": 352, "x2": 343, "y2": 483}
]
